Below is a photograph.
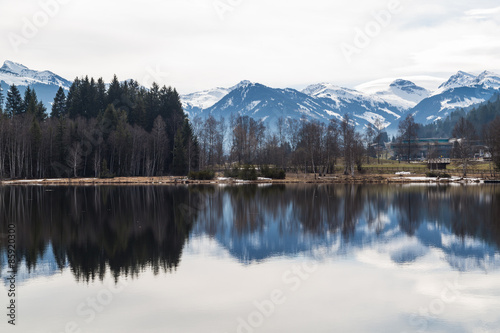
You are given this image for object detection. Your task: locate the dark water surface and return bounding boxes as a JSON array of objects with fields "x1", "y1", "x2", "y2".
[{"x1": 1, "y1": 184, "x2": 500, "y2": 332}]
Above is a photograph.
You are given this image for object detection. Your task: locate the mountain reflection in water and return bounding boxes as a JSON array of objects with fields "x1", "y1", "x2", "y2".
[{"x1": 1, "y1": 184, "x2": 499, "y2": 283}]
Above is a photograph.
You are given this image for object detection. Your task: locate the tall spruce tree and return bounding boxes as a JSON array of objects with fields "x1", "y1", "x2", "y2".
[
  {"x1": 23, "y1": 87, "x2": 46, "y2": 120},
  {"x1": 5, "y1": 84, "x2": 23, "y2": 117},
  {"x1": 172, "y1": 128, "x2": 187, "y2": 175},
  {"x1": 107, "y1": 75, "x2": 122, "y2": 108},
  {"x1": 51, "y1": 87, "x2": 67, "y2": 119},
  {"x1": 182, "y1": 119, "x2": 199, "y2": 173},
  {"x1": 0, "y1": 85, "x2": 4, "y2": 115}
]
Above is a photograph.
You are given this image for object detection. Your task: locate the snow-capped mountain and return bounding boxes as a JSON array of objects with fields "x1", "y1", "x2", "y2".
[
  {"x1": 0, "y1": 60, "x2": 71, "y2": 108},
  {"x1": 181, "y1": 80, "x2": 252, "y2": 117},
  {"x1": 410, "y1": 70, "x2": 500, "y2": 125},
  {"x1": 301, "y1": 82, "x2": 404, "y2": 128},
  {"x1": 2, "y1": 60, "x2": 499, "y2": 134},
  {"x1": 202, "y1": 82, "x2": 342, "y2": 125},
  {"x1": 357, "y1": 79, "x2": 430, "y2": 110},
  {"x1": 185, "y1": 70, "x2": 500, "y2": 134},
  {"x1": 436, "y1": 70, "x2": 477, "y2": 93},
  {"x1": 187, "y1": 81, "x2": 406, "y2": 131}
]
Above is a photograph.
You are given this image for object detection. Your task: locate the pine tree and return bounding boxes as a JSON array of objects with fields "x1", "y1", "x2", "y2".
[
  {"x1": 30, "y1": 118, "x2": 42, "y2": 177},
  {"x1": 103, "y1": 104, "x2": 119, "y2": 130},
  {"x1": 23, "y1": 87, "x2": 46, "y2": 121},
  {"x1": 51, "y1": 87, "x2": 67, "y2": 119},
  {"x1": 182, "y1": 119, "x2": 199, "y2": 173},
  {"x1": 35, "y1": 101, "x2": 47, "y2": 121},
  {"x1": 0, "y1": 85, "x2": 4, "y2": 115},
  {"x1": 96, "y1": 78, "x2": 107, "y2": 115},
  {"x1": 107, "y1": 75, "x2": 122, "y2": 108},
  {"x1": 5, "y1": 84, "x2": 23, "y2": 117},
  {"x1": 23, "y1": 86, "x2": 35, "y2": 114}
]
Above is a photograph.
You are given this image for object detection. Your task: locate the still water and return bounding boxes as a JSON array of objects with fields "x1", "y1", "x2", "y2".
[{"x1": 1, "y1": 184, "x2": 500, "y2": 333}]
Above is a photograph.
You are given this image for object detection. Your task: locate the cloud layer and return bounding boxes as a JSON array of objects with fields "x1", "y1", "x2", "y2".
[{"x1": 2, "y1": 0, "x2": 500, "y2": 93}]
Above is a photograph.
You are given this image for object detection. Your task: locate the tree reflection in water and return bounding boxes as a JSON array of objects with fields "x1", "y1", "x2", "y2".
[{"x1": 1, "y1": 184, "x2": 499, "y2": 282}]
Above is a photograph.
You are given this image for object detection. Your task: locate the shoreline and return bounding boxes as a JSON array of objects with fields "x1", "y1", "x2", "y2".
[{"x1": 0, "y1": 174, "x2": 495, "y2": 186}]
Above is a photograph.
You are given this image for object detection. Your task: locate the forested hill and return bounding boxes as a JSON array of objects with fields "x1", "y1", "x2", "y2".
[
  {"x1": 0, "y1": 75, "x2": 199, "y2": 179},
  {"x1": 418, "y1": 95, "x2": 500, "y2": 138}
]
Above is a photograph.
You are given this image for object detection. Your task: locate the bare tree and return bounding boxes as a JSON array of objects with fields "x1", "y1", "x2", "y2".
[
  {"x1": 484, "y1": 116, "x2": 500, "y2": 173},
  {"x1": 365, "y1": 123, "x2": 376, "y2": 164},
  {"x1": 397, "y1": 114, "x2": 420, "y2": 163},
  {"x1": 452, "y1": 117, "x2": 476, "y2": 177},
  {"x1": 67, "y1": 142, "x2": 82, "y2": 177},
  {"x1": 230, "y1": 115, "x2": 265, "y2": 165},
  {"x1": 341, "y1": 114, "x2": 356, "y2": 175},
  {"x1": 298, "y1": 119, "x2": 324, "y2": 176},
  {"x1": 151, "y1": 115, "x2": 168, "y2": 175}
]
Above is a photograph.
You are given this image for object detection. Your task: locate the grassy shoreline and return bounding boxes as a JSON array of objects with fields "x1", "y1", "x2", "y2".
[{"x1": 0, "y1": 173, "x2": 495, "y2": 185}]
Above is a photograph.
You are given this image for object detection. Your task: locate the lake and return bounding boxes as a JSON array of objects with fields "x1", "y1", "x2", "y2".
[{"x1": 1, "y1": 184, "x2": 500, "y2": 333}]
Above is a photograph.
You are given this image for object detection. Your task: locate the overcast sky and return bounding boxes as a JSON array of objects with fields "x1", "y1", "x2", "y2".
[{"x1": 2, "y1": 0, "x2": 500, "y2": 93}]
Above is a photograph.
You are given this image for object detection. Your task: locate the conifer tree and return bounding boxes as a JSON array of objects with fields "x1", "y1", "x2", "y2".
[
  {"x1": 182, "y1": 119, "x2": 199, "y2": 173},
  {"x1": 5, "y1": 84, "x2": 23, "y2": 117},
  {"x1": 51, "y1": 87, "x2": 67, "y2": 119},
  {"x1": 172, "y1": 128, "x2": 186, "y2": 175},
  {"x1": 107, "y1": 75, "x2": 122, "y2": 108},
  {"x1": 0, "y1": 86, "x2": 4, "y2": 114}
]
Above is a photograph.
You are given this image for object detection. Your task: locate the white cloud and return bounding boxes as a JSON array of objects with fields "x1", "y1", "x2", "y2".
[
  {"x1": 465, "y1": 6, "x2": 500, "y2": 19},
  {"x1": 1, "y1": 0, "x2": 500, "y2": 93}
]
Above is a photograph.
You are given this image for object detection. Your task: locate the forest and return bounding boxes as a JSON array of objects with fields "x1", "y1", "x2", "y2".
[
  {"x1": 0, "y1": 76, "x2": 198, "y2": 179},
  {"x1": 1, "y1": 78, "x2": 500, "y2": 180}
]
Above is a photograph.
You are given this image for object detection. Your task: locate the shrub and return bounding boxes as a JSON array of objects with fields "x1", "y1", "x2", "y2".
[
  {"x1": 188, "y1": 170, "x2": 215, "y2": 180},
  {"x1": 426, "y1": 171, "x2": 451, "y2": 178},
  {"x1": 239, "y1": 165, "x2": 258, "y2": 181},
  {"x1": 223, "y1": 167, "x2": 240, "y2": 178},
  {"x1": 99, "y1": 159, "x2": 115, "y2": 178},
  {"x1": 260, "y1": 165, "x2": 286, "y2": 179}
]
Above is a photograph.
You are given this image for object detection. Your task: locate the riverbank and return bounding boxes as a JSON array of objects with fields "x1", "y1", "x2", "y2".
[{"x1": 0, "y1": 173, "x2": 495, "y2": 185}]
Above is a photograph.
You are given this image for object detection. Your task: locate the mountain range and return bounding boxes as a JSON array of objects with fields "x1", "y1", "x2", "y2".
[
  {"x1": 1, "y1": 60, "x2": 499, "y2": 135},
  {"x1": 183, "y1": 71, "x2": 500, "y2": 134}
]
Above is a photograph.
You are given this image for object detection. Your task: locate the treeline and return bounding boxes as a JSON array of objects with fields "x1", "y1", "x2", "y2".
[
  {"x1": 405, "y1": 96, "x2": 500, "y2": 170},
  {"x1": 0, "y1": 76, "x2": 198, "y2": 179},
  {"x1": 419, "y1": 95, "x2": 500, "y2": 138},
  {"x1": 192, "y1": 114, "x2": 388, "y2": 176},
  {"x1": 2, "y1": 76, "x2": 499, "y2": 180}
]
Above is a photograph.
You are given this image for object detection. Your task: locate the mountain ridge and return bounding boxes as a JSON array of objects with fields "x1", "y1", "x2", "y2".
[{"x1": 1, "y1": 60, "x2": 499, "y2": 134}]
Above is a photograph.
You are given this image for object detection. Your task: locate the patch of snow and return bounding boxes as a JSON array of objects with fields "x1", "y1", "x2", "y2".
[{"x1": 439, "y1": 97, "x2": 484, "y2": 111}]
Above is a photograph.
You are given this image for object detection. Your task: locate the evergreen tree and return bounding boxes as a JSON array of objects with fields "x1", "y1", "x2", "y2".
[
  {"x1": 66, "y1": 77, "x2": 81, "y2": 119},
  {"x1": 23, "y1": 87, "x2": 46, "y2": 120},
  {"x1": 5, "y1": 84, "x2": 23, "y2": 117},
  {"x1": 103, "y1": 104, "x2": 119, "y2": 130},
  {"x1": 182, "y1": 119, "x2": 199, "y2": 173},
  {"x1": 107, "y1": 75, "x2": 122, "y2": 108},
  {"x1": 0, "y1": 86, "x2": 4, "y2": 114},
  {"x1": 172, "y1": 128, "x2": 187, "y2": 175},
  {"x1": 23, "y1": 86, "x2": 34, "y2": 114},
  {"x1": 51, "y1": 87, "x2": 67, "y2": 119},
  {"x1": 96, "y1": 78, "x2": 107, "y2": 116}
]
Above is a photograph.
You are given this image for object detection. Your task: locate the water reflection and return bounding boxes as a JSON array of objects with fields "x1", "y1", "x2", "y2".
[{"x1": 1, "y1": 184, "x2": 499, "y2": 283}]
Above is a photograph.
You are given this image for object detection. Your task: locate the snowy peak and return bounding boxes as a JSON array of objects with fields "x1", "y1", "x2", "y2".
[
  {"x1": 181, "y1": 80, "x2": 255, "y2": 115},
  {"x1": 432, "y1": 70, "x2": 500, "y2": 96},
  {"x1": 474, "y1": 70, "x2": 500, "y2": 89},
  {"x1": 385, "y1": 79, "x2": 430, "y2": 106},
  {"x1": 301, "y1": 83, "x2": 365, "y2": 103},
  {"x1": 0, "y1": 60, "x2": 29, "y2": 74},
  {"x1": 438, "y1": 71, "x2": 479, "y2": 91},
  {"x1": 0, "y1": 60, "x2": 71, "y2": 89},
  {"x1": 231, "y1": 80, "x2": 253, "y2": 90},
  {"x1": 389, "y1": 79, "x2": 428, "y2": 94},
  {"x1": 182, "y1": 87, "x2": 232, "y2": 112}
]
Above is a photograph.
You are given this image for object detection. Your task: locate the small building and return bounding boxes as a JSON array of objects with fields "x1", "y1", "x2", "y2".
[{"x1": 427, "y1": 158, "x2": 451, "y2": 170}]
